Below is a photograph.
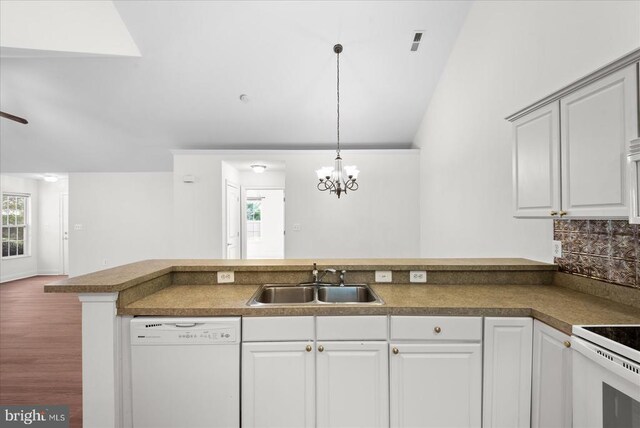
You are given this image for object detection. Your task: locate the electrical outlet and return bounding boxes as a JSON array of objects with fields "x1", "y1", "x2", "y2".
[
  {"x1": 552, "y1": 240, "x2": 562, "y2": 258},
  {"x1": 375, "y1": 271, "x2": 392, "y2": 282},
  {"x1": 102, "y1": 259, "x2": 108, "y2": 266},
  {"x1": 410, "y1": 271, "x2": 427, "y2": 283},
  {"x1": 217, "y1": 271, "x2": 235, "y2": 283},
  {"x1": 293, "y1": 224, "x2": 301, "y2": 231},
  {"x1": 74, "y1": 224, "x2": 83, "y2": 231}
]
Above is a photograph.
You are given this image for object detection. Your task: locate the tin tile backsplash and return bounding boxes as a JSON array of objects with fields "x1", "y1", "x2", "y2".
[{"x1": 554, "y1": 220, "x2": 639, "y2": 288}]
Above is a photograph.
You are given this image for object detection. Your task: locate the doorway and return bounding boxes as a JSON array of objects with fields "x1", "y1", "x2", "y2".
[
  {"x1": 225, "y1": 181, "x2": 241, "y2": 259},
  {"x1": 244, "y1": 188, "x2": 285, "y2": 259}
]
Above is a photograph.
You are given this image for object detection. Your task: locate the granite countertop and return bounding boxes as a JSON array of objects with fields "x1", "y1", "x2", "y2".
[
  {"x1": 44, "y1": 258, "x2": 555, "y2": 293},
  {"x1": 120, "y1": 282, "x2": 640, "y2": 335}
]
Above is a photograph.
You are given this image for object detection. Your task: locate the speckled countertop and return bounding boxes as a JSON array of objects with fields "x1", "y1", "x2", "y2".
[
  {"x1": 44, "y1": 258, "x2": 554, "y2": 293},
  {"x1": 120, "y1": 283, "x2": 640, "y2": 335}
]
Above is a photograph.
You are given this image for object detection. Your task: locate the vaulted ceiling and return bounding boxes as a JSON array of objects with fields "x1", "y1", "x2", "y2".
[{"x1": 0, "y1": 1, "x2": 471, "y2": 172}]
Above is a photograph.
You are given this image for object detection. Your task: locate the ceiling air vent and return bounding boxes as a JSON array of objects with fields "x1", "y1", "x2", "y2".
[{"x1": 411, "y1": 31, "x2": 424, "y2": 52}]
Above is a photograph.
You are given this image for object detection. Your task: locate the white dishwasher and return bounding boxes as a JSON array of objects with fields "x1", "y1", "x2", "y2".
[{"x1": 130, "y1": 317, "x2": 240, "y2": 428}]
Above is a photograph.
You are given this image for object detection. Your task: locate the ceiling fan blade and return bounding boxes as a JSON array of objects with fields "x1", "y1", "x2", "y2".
[{"x1": 0, "y1": 111, "x2": 28, "y2": 124}]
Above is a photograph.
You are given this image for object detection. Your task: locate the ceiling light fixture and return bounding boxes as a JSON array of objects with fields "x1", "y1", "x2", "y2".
[
  {"x1": 316, "y1": 44, "x2": 359, "y2": 199},
  {"x1": 43, "y1": 174, "x2": 58, "y2": 183},
  {"x1": 250, "y1": 164, "x2": 267, "y2": 173}
]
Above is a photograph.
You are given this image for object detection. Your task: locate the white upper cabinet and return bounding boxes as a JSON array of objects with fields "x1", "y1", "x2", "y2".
[
  {"x1": 510, "y1": 52, "x2": 640, "y2": 219},
  {"x1": 560, "y1": 64, "x2": 638, "y2": 217},
  {"x1": 512, "y1": 102, "x2": 561, "y2": 217}
]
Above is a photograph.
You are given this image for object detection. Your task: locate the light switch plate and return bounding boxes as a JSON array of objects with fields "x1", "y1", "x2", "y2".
[
  {"x1": 217, "y1": 271, "x2": 235, "y2": 283},
  {"x1": 410, "y1": 271, "x2": 427, "y2": 283},
  {"x1": 375, "y1": 271, "x2": 392, "y2": 282},
  {"x1": 293, "y1": 224, "x2": 301, "y2": 231},
  {"x1": 552, "y1": 240, "x2": 562, "y2": 258}
]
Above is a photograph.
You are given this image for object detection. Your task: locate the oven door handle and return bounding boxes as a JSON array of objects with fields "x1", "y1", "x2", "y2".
[{"x1": 572, "y1": 336, "x2": 640, "y2": 383}]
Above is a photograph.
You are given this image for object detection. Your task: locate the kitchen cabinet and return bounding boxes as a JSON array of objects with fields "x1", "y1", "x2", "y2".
[
  {"x1": 482, "y1": 317, "x2": 533, "y2": 428},
  {"x1": 389, "y1": 316, "x2": 482, "y2": 428},
  {"x1": 316, "y1": 341, "x2": 389, "y2": 428},
  {"x1": 629, "y1": 137, "x2": 640, "y2": 224},
  {"x1": 531, "y1": 320, "x2": 572, "y2": 428},
  {"x1": 511, "y1": 61, "x2": 639, "y2": 218},
  {"x1": 512, "y1": 101, "x2": 561, "y2": 217}
]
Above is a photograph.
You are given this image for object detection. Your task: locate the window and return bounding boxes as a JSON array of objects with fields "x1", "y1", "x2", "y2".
[
  {"x1": 2, "y1": 194, "x2": 29, "y2": 258},
  {"x1": 246, "y1": 199, "x2": 262, "y2": 240}
]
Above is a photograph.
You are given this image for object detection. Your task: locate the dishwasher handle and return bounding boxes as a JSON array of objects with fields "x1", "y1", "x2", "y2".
[{"x1": 173, "y1": 323, "x2": 199, "y2": 328}]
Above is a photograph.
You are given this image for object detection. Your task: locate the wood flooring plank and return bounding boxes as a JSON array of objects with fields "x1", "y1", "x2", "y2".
[{"x1": 0, "y1": 276, "x2": 82, "y2": 428}]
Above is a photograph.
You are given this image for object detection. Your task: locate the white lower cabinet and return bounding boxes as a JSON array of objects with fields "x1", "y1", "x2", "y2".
[
  {"x1": 531, "y1": 320, "x2": 572, "y2": 428},
  {"x1": 482, "y1": 317, "x2": 533, "y2": 428},
  {"x1": 242, "y1": 342, "x2": 315, "y2": 428},
  {"x1": 389, "y1": 343, "x2": 482, "y2": 428},
  {"x1": 316, "y1": 341, "x2": 389, "y2": 428}
]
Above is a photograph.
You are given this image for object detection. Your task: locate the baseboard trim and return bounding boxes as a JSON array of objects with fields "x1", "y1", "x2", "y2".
[{"x1": 0, "y1": 271, "x2": 39, "y2": 283}]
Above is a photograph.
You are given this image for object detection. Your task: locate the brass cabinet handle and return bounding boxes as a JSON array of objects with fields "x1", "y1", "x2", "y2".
[
  {"x1": 392, "y1": 347, "x2": 399, "y2": 355},
  {"x1": 318, "y1": 345, "x2": 324, "y2": 352},
  {"x1": 559, "y1": 211, "x2": 567, "y2": 217},
  {"x1": 550, "y1": 211, "x2": 558, "y2": 216},
  {"x1": 564, "y1": 340, "x2": 571, "y2": 348},
  {"x1": 434, "y1": 326, "x2": 442, "y2": 334},
  {"x1": 306, "y1": 345, "x2": 312, "y2": 352}
]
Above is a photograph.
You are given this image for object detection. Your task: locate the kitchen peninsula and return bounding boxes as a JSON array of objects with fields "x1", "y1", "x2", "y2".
[{"x1": 45, "y1": 258, "x2": 640, "y2": 428}]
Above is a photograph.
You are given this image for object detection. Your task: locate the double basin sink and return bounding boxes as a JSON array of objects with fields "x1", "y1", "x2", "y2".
[{"x1": 248, "y1": 283, "x2": 384, "y2": 306}]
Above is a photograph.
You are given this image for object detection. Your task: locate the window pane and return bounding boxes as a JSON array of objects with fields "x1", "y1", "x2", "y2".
[
  {"x1": 17, "y1": 227, "x2": 24, "y2": 240},
  {"x1": 9, "y1": 241, "x2": 16, "y2": 256},
  {"x1": 17, "y1": 241, "x2": 24, "y2": 256},
  {"x1": 9, "y1": 227, "x2": 17, "y2": 240},
  {"x1": 2, "y1": 227, "x2": 7, "y2": 240},
  {"x1": 2, "y1": 242, "x2": 7, "y2": 257}
]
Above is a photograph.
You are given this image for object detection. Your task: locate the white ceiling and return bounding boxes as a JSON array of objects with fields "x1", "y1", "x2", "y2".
[{"x1": 0, "y1": 1, "x2": 471, "y2": 173}]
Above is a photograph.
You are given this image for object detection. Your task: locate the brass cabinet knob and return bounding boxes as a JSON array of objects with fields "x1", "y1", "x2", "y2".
[
  {"x1": 559, "y1": 211, "x2": 567, "y2": 217},
  {"x1": 392, "y1": 347, "x2": 399, "y2": 355},
  {"x1": 434, "y1": 326, "x2": 442, "y2": 334},
  {"x1": 550, "y1": 211, "x2": 558, "y2": 216},
  {"x1": 318, "y1": 345, "x2": 324, "y2": 352},
  {"x1": 306, "y1": 345, "x2": 312, "y2": 352},
  {"x1": 564, "y1": 340, "x2": 571, "y2": 348}
]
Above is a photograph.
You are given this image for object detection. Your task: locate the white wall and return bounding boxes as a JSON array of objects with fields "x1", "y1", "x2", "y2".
[
  {"x1": 240, "y1": 170, "x2": 286, "y2": 188},
  {"x1": 69, "y1": 172, "x2": 173, "y2": 276},
  {"x1": 173, "y1": 150, "x2": 421, "y2": 259},
  {"x1": 246, "y1": 189, "x2": 285, "y2": 259},
  {"x1": 37, "y1": 178, "x2": 69, "y2": 275},
  {"x1": 0, "y1": 175, "x2": 39, "y2": 282},
  {"x1": 414, "y1": 0, "x2": 640, "y2": 262}
]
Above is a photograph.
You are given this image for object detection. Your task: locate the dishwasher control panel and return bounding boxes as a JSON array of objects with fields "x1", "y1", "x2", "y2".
[{"x1": 131, "y1": 317, "x2": 240, "y2": 345}]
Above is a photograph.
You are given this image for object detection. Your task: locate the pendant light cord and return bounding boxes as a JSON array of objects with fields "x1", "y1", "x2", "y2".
[{"x1": 336, "y1": 49, "x2": 340, "y2": 156}]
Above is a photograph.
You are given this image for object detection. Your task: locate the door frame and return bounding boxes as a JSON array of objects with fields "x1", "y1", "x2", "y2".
[
  {"x1": 224, "y1": 180, "x2": 241, "y2": 259},
  {"x1": 241, "y1": 186, "x2": 285, "y2": 260},
  {"x1": 60, "y1": 192, "x2": 69, "y2": 275}
]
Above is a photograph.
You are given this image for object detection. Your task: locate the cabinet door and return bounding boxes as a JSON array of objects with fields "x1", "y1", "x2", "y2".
[
  {"x1": 512, "y1": 101, "x2": 561, "y2": 217},
  {"x1": 560, "y1": 63, "x2": 638, "y2": 217},
  {"x1": 629, "y1": 139, "x2": 640, "y2": 224},
  {"x1": 389, "y1": 343, "x2": 481, "y2": 428},
  {"x1": 483, "y1": 317, "x2": 533, "y2": 428},
  {"x1": 531, "y1": 320, "x2": 572, "y2": 428},
  {"x1": 242, "y1": 342, "x2": 315, "y2": 428},
  {"x1": 316, "y1": 341, "x2": 389, "y2": 428}
]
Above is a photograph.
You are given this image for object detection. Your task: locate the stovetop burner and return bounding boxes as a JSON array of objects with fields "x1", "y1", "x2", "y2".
[{"x1": 582, "y1": 326, "x2": 640, "y2": 353}]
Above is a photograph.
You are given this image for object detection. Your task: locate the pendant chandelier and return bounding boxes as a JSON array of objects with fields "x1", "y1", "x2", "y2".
[{"x1": 316, "y1": 44, "x2": 359, "y2": 198}]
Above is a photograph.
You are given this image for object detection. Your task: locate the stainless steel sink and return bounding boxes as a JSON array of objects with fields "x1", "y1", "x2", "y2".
[
  {"x1": 254, "y1": 286, "x2": 315, "y2": 304},
  {"x1": 317, "y1": 285, "x2": 377, "y2": 303},
  {"x1": 247, "y1": 283, "x2": 384, "y2": 306}
]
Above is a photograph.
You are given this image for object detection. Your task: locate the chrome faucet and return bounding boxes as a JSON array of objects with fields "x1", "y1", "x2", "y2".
[
  {"x1": 312, "y1": 263, "x2": 336, "y2": 284},
  {"x1": 339, "y1": 270, "x2": 347, "y2": 286}
]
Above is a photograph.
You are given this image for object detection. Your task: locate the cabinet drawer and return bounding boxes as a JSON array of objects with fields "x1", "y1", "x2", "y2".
[
  {"x1": 243, "y1": 316, "x2": 314, "y2": 342},
  {"x1": 316, "y1": 316, "x2": 388, "y2": 340},
  {"x1": 390, "y1": 316, "x2": 482, "y2": 341}
]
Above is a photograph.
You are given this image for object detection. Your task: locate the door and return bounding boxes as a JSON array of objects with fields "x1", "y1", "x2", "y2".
[
  {"x1": 245, "y1": 188, "x2": 285, "y2": 259},
  {"x1": 242, "y1": 341, "x2": 315, "y2": 428},
  {"x1": 560, "y1": 64, "x2": 638, "y2": 217},
  {"x1": 389, "y1": 342, "x2": 481, "y2": 428},
  {"x1": 61, "y1": 192, "x2": 69, "y2": 274},
  {"x1": 225, "y1": 181, "x2": 240, "y2": 259},
  {"x1": 512, "y1": 101, "x2": 561, "y2": 217},
  {"x1": 532, "y1": 320, "x2": 572, "y2": 428},
  {"x1": 483, "y1": 317, "x2": 533, "y2": 428},
  {"x1": 316, "y1": 341, "x2": 389, "y2": 428}
]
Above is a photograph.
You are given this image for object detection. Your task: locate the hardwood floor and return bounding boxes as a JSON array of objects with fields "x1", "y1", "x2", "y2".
[{"x1": 0, "y1": 275, "x2": 82, "y2": 428}]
